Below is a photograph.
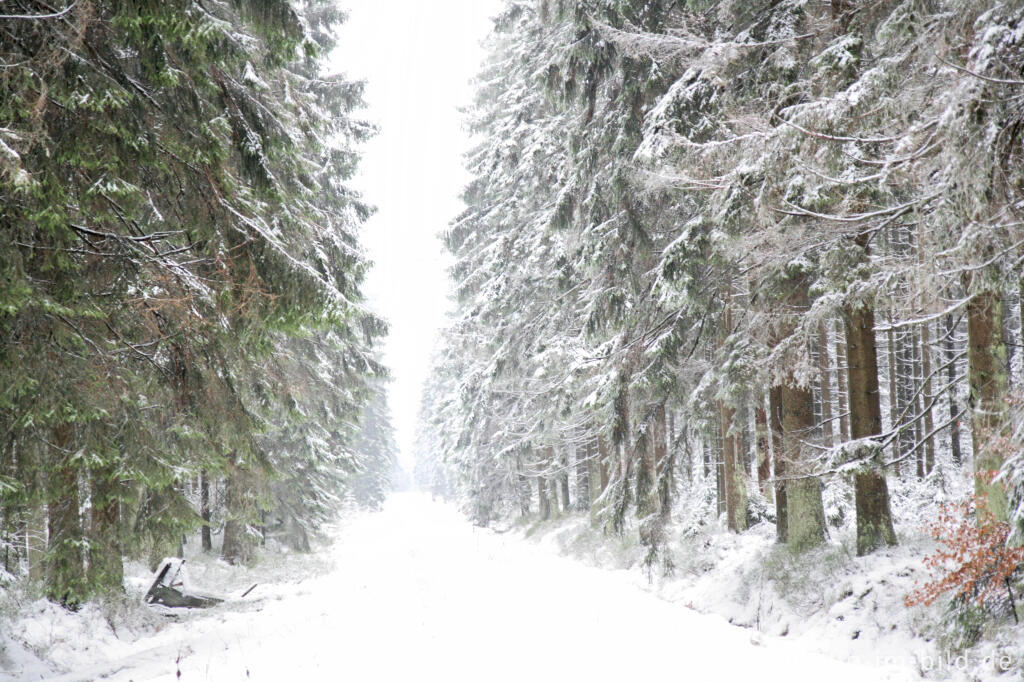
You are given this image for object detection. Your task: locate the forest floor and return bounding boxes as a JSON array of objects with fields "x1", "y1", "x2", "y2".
[{"x1": 0, "y1": 492, "x2": 922, "y2": 681}]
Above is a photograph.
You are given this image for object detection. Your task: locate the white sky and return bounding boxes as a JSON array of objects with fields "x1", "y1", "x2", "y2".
[{"x1": 332, "y1": 1, "x2": 502, "y2": 470}]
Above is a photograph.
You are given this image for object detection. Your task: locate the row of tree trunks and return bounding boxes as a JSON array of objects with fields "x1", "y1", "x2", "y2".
[
  {"x1": 559, "y1": 287, "x2": 1010, "y2": 561},
  {"x1": 530, "y1": 287, "x2": 1010, "y2": 556}
]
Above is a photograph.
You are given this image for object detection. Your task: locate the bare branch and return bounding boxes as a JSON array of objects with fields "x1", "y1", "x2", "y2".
[{"x1": 0, "y1": 2, "x2": 76, "y2": 20}]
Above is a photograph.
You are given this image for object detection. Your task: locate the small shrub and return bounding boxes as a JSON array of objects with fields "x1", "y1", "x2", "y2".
[{"x1": 905, "y1": 498, "x2": 1024, "y2": 613}]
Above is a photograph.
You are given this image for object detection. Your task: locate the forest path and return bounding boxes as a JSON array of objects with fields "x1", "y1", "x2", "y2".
[{"x1": 67, "y1": 493, "x2": 909, "y2": 681}]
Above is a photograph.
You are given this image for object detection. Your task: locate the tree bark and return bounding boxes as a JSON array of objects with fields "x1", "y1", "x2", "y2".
[
  {"x1": 944, "y1": 314, "x2": 964, "y2": 467},
  {"x1": 559, "y1": 448, "x2": 571, "y2": 514},
  {"x1": 967, "y1": 289, "x2": 1010, "y2": 521},
  {"x1": 1003, "y1": 290, "x2": 1016, "y2": 387},
  {"x1": 200, "y1": 469, "x2": 213, "y2": 552},
  {"x1": 653, "y1": 403, "x2": 671, "y2": 522},
  {"x1": 719, "y1": 402, "x2": 748, "y2": 532},
  {"x1": 715, "y1": 421, "x2": 725, "y2": 519},
  {"x1": 755, "y1": 398, "x2": 771, "y2": 496},
  {"x1": 544, "y1": 447, "x2": 561, "y2": 517},
  {"x1": 537, "y1": 477, "x2": 551, "y2": 521},
  {"x1": 780, "y1": 378, "x2": 826, "y2": 551},
  {"x1": 221, "y1": 460, "x2": 255, "y2": 566},
  {"x1": 46, "y1": 424, "x2": 86, "y2": 607},
  {"x1": 887, "y1": 321, "x2": 902, "y2": 475},
  {"x1": 702, "y1": 437, "x2": 711, "y2": 479},
  {"x1": 769, "y1": 384, "x2": 786, "y2": 542},
  {"x1": 588, "y1": 437, "x2": 604, "y2": 524},
  {"x1": 835, "y1": 320, "x2": 851, "y2": 441},
  {"x1": 817, "y1": 322, "x2": 835, "y2": 448},
  {"x1": 1019, "y1": 277, "x2": 1024, "y2": 387},
  {"x1": 26, "y1": 501, "x2": 46, "y2": 582},
  {"x1": 89, "y1": 467, "x2": 124, "y2": 595},
  {"x1": 772, "y1": 274, "x2": 825, "y2": 550},
  {"x1": 919, "y1": 321, "x2": 936, "y2": 474},
  {"x1": 599, "y1": 435, "x2": 610, "y2": 493},
  {"x1": 575, "y1": 441, "x2": 590, "y2": 512},
  {"x1": 844, "y1": 304, "x2": 898, "y2": 555}
]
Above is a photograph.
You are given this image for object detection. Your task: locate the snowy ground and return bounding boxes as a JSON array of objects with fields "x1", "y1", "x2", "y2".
[
  {"x1": 514, "y1": 504, "x2": 1024, "y2": 682},
  {"x1": 3, "y1": 493, "x2": 926, "y2": 681}
]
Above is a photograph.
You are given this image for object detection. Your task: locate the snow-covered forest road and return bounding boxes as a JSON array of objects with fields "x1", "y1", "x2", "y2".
[{"x1": 49, "y1": 494, "x2": 911, "y2": 681}]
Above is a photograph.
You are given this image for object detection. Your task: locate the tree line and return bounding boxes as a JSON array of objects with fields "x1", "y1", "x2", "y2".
[
  {"x1": 0, "y1": 0, "x2": 395, "y2": 607},
  {"x1": 416, "y1": 0, "x2": 1024, "y2": 582}
]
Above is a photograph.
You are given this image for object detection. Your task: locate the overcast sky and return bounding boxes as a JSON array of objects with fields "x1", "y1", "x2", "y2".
[{"x1": 332, "y1": 1, "x2": 502, "y2": 470}]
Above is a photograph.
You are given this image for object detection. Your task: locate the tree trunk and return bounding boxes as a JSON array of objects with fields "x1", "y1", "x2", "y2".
[
  {"x1": 222, "y1": 461, "x2": 255, "y2": 566},
  {"x1": 919, "y1": 321, "x2": 936, "y2": 474},
  {"x1": 1003, "y1": 290, "x2": 1016, "y2": 387},
  {"x1": 818, "y1": 322, "x2": 835, "y2": 448},
  {"x1": 755, "y1": 395, "x2": 771, "y2": 495},
  {"x1": 769, "y1": 384, "x2": 786, "y2": 543},
  {"x1": 653, "y1": 404, "x2": 671, "y2": 522},
  {"x1": 599, "y1": 435, "x2": 610, "y2": 493},
  {"x1": 845, "y1": 304, "x2": 898, "y2": 555},
  {"x1": 200, "y1": 469, "x2": 213, "y2": 552},
  {"x1": 543, "y1": 447, "x2": 561, "y2": 517},
  {"x1": 46, "y1": 424, "x2": 86, "y2": 607},
  {"x1": 900, "y1": 327, "x2": 921, "y2": 479},
  {"x1": 770, "y1": 274, "x2": 825, "y2": 550},
  {"x1": 712, "y1": 411, "x2": 725, "y2": 518},
  {"x1": 780, "y1": 377, "x2": 826, "y2": 551},
  {"x1": 554, "y1": 446, "x2": 569, "y2": 514},
  {"x1": 516, "y1": 453, "x2": 532, "y2": 518},
  {"x1": 719, "y1": 402, "x2": 747, "y2": 532},
  {"x1": 575, "y1": 441, "x2": 590, "y2": 512},
  {"x1": 887, "y1": 321, "x2": 901, "y2": 473},
  {"x1": 944, "y1": 314, "x2": 964, "y2": 467},
  {"x1": 967, "y1": 289, "x2": 1010, "y2": 521},
  {"x1": 1019, "y1": 277, "x2": 1024, "y2": 387},
  {"x1": 588, "y1": 437, "x2": 605, "y2": 524},
  {"x1": 537, "y1": 477, "x2": 551, "y2": 521},
  {"x1": 835, "y1": 320, "x2": 850, "y2": 441},
  {"x1": 26, "y1": 502, "x2": 47, "y2": 582},
  {"x1": 89, "y1": 467, "x2": 124, "y2": 595}
]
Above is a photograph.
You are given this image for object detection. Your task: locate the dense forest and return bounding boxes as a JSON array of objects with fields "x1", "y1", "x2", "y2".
[
  {"x1": 4, "y1": 0, "x2": 1024, "y2": 669},
  {"x1": 0, "y1": 0, "x2": 396, "y2": 608},
  {"x1": 416, "y1": 0, "x2": 1024, "y2": 644}
]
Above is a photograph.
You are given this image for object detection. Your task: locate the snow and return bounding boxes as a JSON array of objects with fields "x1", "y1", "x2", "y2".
[
  {"x1": 519, "y1": 503, "x2": 1024, "y2": 682},
  {"x1": 1, "y1": 493, "x2": 919, "y2": 681}
]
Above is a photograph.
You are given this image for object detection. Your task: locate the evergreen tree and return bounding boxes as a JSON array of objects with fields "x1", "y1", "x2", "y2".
[{"x1": 0, "y1": 0, "x2": 387, "y2": 603}]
